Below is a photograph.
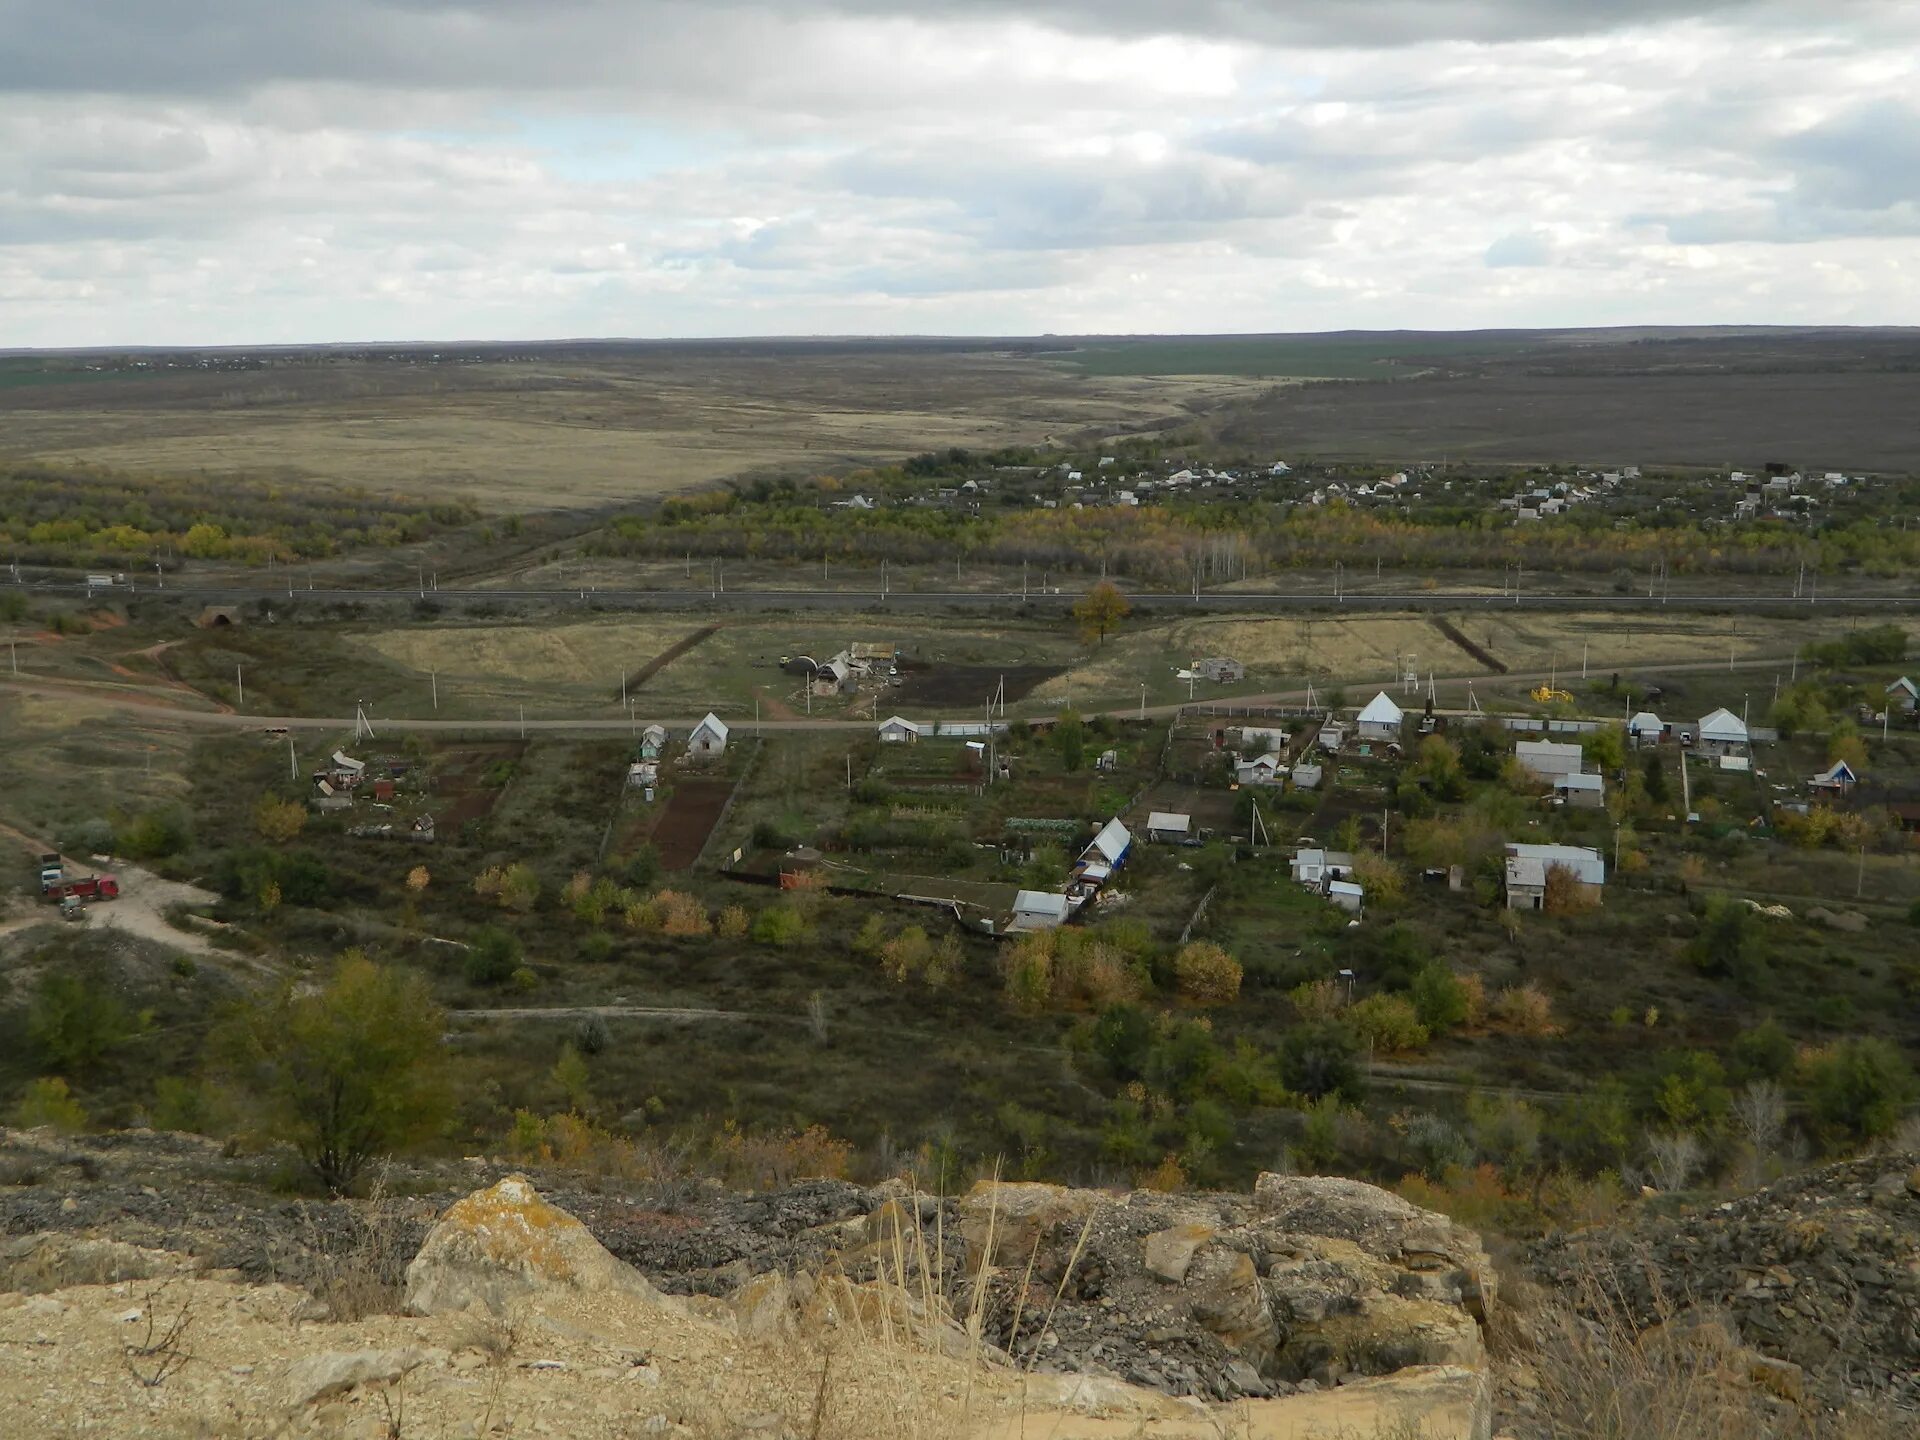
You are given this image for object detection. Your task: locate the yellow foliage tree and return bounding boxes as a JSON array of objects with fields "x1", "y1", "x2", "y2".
[{"x1": 254, "y1": 794, "x2": 306, "y2": 843}]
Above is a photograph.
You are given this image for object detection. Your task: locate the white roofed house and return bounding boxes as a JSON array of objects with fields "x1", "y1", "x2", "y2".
[
  {"x1": 1516, "y1": 739, "x2": 1584, "y2": 781},
  {"x1": 1235, "y1": 753, "x2": 1283, "y2": 786},
  {"x1": 1628, "y1": 712, "x2": 1666, "y2": 746},
  {"x1": 1075, "y1": 817, "x2": 1132, "y2": 886},
  {"x1": 638, "y1": 724, "x2": 669, "y2": 760},
  {"x1": 1504, "y1": 843, "x2": 1605, "y2": 910},
  {"x1": 1327, "y1": 880, "x2": 1365, "y2": 914},
  {"x1": 876, "y1": 716, "x2": 924, "y2": 744},
  {"x1": 687, "y1": 712, "x2": 730, "y2": 759},
  {"x1": 1696, "y1": 708, "x2": 1749, "y2": 757},
  {"x1": 1889, "y1": 677, "x2": 1918, "y2": 713},
  {"x1": 1292, "y1": 848, "x2": 1356, "y2": 889},
  {"x1": 1354, "y1": 692, "x2": 1404, "y2": 743}
]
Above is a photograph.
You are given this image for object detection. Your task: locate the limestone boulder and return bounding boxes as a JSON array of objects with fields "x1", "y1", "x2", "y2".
[
  {"x1": 282, "y1": 1346, "x2": 443, "y2": 1408},
  {"x1": 404, "y1": 1174, "x2": 661, "y2": 1317},
  {"x1": 1143, "y1": 1224, "x2": 1214, "y2": 1285},
  {"x1": 958, "y1": 1181, "x2": 1106, "y2": 1271}
]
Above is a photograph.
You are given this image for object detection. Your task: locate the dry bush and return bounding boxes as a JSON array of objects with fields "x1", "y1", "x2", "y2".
[
  {"x1": 253, "y1": 794, "x2": 306, "y2": 843},
  {"x1": 879, "y1": 926, "x2": 932, "y2": 983},
  {"x1": 651, "y1": 889, "x2": 711, "y2": 936},
  {"x1": 1289, "y1": 977, "x2": 1346, "y2": 1021},
  {"x1": 295, "y1": 1170, "x2": 412, "y2": 1321},
  {"x1": 716, "y1": 904, "x2": 749, "y2": 939},
  {"x1": 712, "y1": 1122, "x2": 854, "y2": 1191},
  {"x1": 1544, "y1": 862, "x2": 1600, "y2": 915},
  {"x1": 1351, "y1": 850, "x2": 1406, "y2": 906},
  {"x1": 1493, "y1": 982, "x2": 1561, "y2": 1036},
  {"x1": 1172, "y1": 940, "x2": 1243, "y2": 1005}
]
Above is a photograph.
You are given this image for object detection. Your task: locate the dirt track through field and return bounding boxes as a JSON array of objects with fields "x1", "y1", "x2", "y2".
[
  {"x1": 616, "y1": 622, "x2": 723, "y2": 700},
  {"x1": 1429, "y1": 617, "x2": 1507, "y2": 673}
]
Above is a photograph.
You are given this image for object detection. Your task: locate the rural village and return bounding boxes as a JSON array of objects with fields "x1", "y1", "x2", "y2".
[{"x1": 4, "y1": 332, "x2": 1920, "y2": 1439}]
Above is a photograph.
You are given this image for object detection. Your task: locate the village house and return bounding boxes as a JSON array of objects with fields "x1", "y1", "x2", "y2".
[
  {"x1": 1628, "y1": 711, "x2": 1666, "y2": 746},
  {"x1": 1076, "y1": 817, "x2": 1132, "y2": 887},
  {"x1": 1809, "y1": 759, "x2": 1859, "y2": 795},
  {"x1": 1516, "y1": 739, "x2": 1585, "y2": 781},
  {"x1": 1354, "y1": 692, "x2": 1405, "y2": 744},
  {"x1": 687, "y1": 713, "x2": 730, "y2": 759},
  {"x1": 1234, "y1": 753, "x2": 1283, "y2": 786},
  {"x1": 1317, "y1": 721, "x2": 1348, "y2": 753},
  {"x1": 1292, "y1": 847, "x2": 1356, "y2": 889},
  {"x1": 1888, "y1": 677, "x2": 1919, "y2": 713},
  {"x1": 813, "y1": 656, "x2": 855, "y2": 696},
  {"x1": 1695, "y1": 708, "x2": 1750, "y2": 757},
  {"x1": 639, "y1": 724, "x2": 669, "y2": 760},
  {"x1": 876, "y1": 716, "x2": 924, "y2": 744},
  {"x1": 1195, "y1": 656, "x2": 1246, "y2": 683},
  {"x1": 1504, "y1": 843, "x2": 1606, "y2": 910},
  {"x1": 1290, "y1": 762, "x2": 1324, "y2": 791}
]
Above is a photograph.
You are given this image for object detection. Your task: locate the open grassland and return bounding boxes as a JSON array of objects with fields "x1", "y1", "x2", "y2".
[
  {"x1": 0, "y1": 350, "x2": 1260, "y2": 513},
  {"x1": 0, "y1": 691, "x2": 197, "y2": 842}
]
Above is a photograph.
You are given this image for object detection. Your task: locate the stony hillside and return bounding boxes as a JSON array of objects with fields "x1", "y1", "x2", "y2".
[{"x1": 0, "y1": 1127, "x2": 1491, "y2": 1439}]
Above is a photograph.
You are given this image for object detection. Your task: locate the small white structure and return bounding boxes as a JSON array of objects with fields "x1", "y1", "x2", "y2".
[
  {"x1": 1888, "y1": 677, "x2": 1918, "y2": 713},
  {"x1": 1010, "y1": 890, "x2": 1071, "y2": 932},
  {"x1": 1627, "y1": 712, "x2": 1666, "y2": 746},
  {"x1": 1327, "y1": 880, "x2": 1365, "y2": 914},
  {"x1": 331, "y1": 750, "x2": 366, "y2": 778},
  {"x1": 1516, "y1": 739, "x2": 1585, "y2": 781},
  {"x1": 1809, "y1": 759, "x2": 1859, "y2": 794},
  {"x1": 877, "y1": 716, "x2": 924, "y2": 744},
  {"x1": 1082, "y1": 817, "x2": 1132, "y2": 871},
  {"x1": 1317, "y1": 722, "x2": 1348, "y2": 752},
  {"x1": 1196, "y1": 657, "x2": 1246, "y2": 683},
  {"x1": 1504, "y1": 843, "x2": 1605, "y2": 909},
  {"x1": 639, "y1": 724, "x2": 669, "y2": 760},
  {"x1": 1292, "y1": 848, "x2": 1356, "y2": 888},
  {"x1": 1697, "y1": 708, "x2": 1749, "y2": 756},
  {"x1": 1554, "y1": 772, "x2": 1605, "y2": 808},
  {"x1": 1235, "y1": 753, "x2": 1283, "y2": 786},
  {"x1": 1147, "y1": 811, "x2": 1192, "y2": 843},
  {"x1": 1354, "y1": 692, "x2": 1405, "y2": 743},
  {"x1": 687, "y1": 712, "x2": 730, "y2": 758},
  {"x1": 1290, "y1": 762, "x2": 1324, "y2": 791}
]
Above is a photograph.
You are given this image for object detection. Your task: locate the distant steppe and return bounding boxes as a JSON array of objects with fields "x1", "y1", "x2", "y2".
[{"x1": 0, "y1": 347, "x2": 1262, "y2": 512}]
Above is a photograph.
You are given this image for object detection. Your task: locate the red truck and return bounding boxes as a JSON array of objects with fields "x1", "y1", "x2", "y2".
[{"x1": 44, "y1": 874, "x2": 119, "y2": 904}]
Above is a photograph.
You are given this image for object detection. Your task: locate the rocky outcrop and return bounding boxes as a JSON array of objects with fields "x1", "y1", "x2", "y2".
[
  {"x1": 1527, "y1": 1152, "x2": 1920, "y2": 1410},
  {"x1": 954, "y1": 1173, "x2": 1495, "y2": 1404},
  {"x1": 404, "y1": 1173, "x2": 663, "y2": 1316}
]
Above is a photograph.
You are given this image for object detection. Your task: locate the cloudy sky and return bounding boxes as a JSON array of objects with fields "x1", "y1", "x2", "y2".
[{"x1": 2, "y1": 1, "x2": 1917, "y2": 346}]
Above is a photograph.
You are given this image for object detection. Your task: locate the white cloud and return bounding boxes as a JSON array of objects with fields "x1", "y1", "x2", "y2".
[{"x1": 1, "y1": 1, "x2": 1918, "y2": 343}]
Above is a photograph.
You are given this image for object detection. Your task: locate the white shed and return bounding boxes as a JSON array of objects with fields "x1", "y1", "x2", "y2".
[
  {"x1": 1627, "y1": 712, "x2": 1665, "y2": 745},
  {"x1": 687, "y1": 712, "x2": 730, "y2": 758},
  {"x1": 1010, "y1": 890, "x2": 1070, "y2": 931},
  {"x1": 1147, "y1": 812, "x2": 1192, "y2": 843},
  {"x1": 877, "y1": 716, "x2": 924, "y2": 743},
  {"x1": 1327, "y1": 880, "x2": 1365, "y2": 913}
]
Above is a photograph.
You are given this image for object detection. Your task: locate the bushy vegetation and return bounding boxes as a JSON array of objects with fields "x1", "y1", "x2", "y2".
[{"x1": 0, "y1": 462, "x2": 478, "y2": 568}]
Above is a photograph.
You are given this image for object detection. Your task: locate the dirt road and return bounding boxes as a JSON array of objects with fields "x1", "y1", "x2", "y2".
[{"x1": 0, "y1": 820, "x2": 227, "y2": 961}]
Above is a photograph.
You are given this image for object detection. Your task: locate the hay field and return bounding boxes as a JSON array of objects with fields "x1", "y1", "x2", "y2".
[
  {"x1": 1035, "y1": 610, "x2": 1907, "y2": 708},
  {"x1": 0, "y1": 693, "x2": 196, "y2": 840},
  {"x1": 0, "y1": 350, "x2": 1260, "y2": 512},
  {"x1": 354, "y1": 618, "x2": 707, "y2": 689}
]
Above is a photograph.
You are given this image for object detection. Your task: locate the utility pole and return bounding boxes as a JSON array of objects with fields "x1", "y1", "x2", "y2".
[
  {"x1": 1581, "y1": 640, "x2": 1588, "y2": 680},
  {"x1": 288, "y1": 735, "x2": 298, "y2": 782},
  {"x1": 236, "y1": 665, "x2": 243, "y2": 708},
  {"x1": 431, "y1": 668, "x2": 438, "y2": 711},
  {"x1": 519, "y1": 705, "x2": 525, "y2": 739},
  {"x1": 1139, "y1": 683, "x2": 1146, "y2": 722}
]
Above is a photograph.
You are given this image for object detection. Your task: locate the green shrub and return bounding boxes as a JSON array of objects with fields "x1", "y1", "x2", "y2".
[
  {"x1": 464, "y1": 925, "x2": 522, "y2": 986},
  {"x1": 751, "y1": 907, "x2": 807, "y2": 946},
  {"x1": 1343, "y1": 994, "x2": 1430, "y2": 1054},
  {"x1": 12, "y1": 1077, "x2": 87, "y2": 1132},
  {"x1": 1803, "y1": 1038, "x2": 1917, "y2": 1144},
  {"x1": 1410, "y1": 964, "x2": 1471, "y2": 1034},
  {"x1": 1908, "y1": 899, "x2": 1920, "y2": 928},
  {"x1": 1279, "y1": 1022, "x2": 1365, "y2": 1102},
  {"x1": 120, "y1": 807, "x2": 191, "y2": 861},
  {"x1": 27, "y1": 969, "x2": 133, "y2": 1073},
  {"x1": 580, "y1": 931, "x2": 615, "y2": 963},
  {"x1": 151, "y1": 1076, "x2": 229, "y2": 1135}
]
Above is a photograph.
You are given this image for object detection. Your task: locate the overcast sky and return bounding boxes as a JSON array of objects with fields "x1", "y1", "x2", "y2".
[{"x1": 2, "y1": 1, "x2": 1916, "y2": 346}]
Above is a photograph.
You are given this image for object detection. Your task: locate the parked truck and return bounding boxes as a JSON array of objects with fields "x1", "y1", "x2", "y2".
[
  {"x1": 37, "y1": 853, "x2": 63, "y2": 894},
  {"x1": 43, "y1": 873, "x2": 119, "y2": 904}
]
